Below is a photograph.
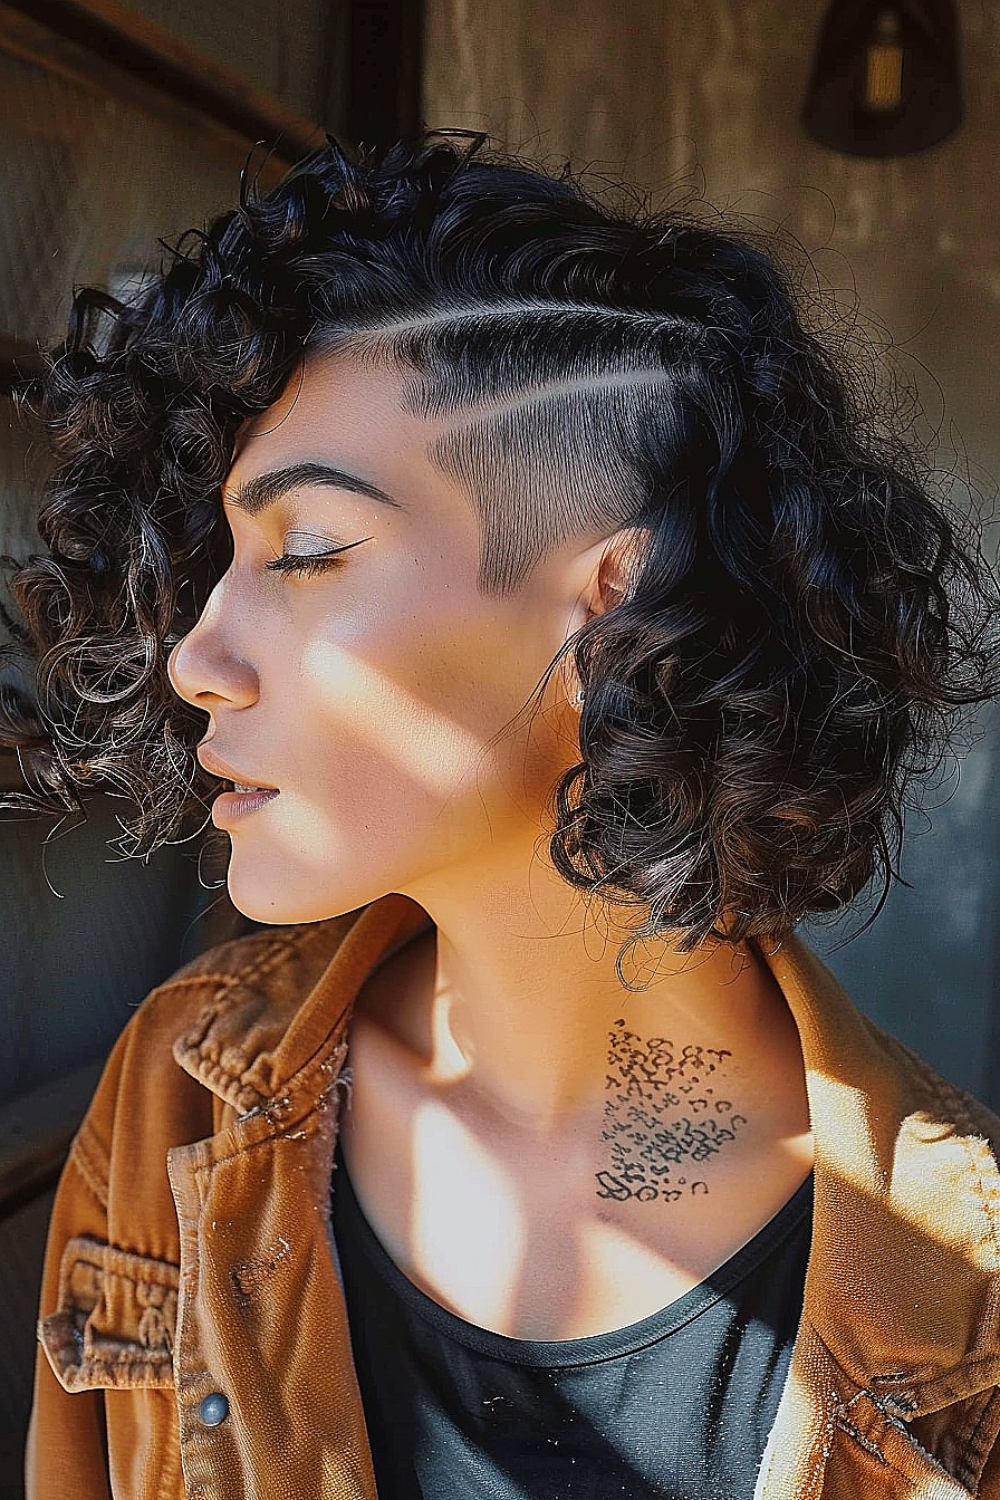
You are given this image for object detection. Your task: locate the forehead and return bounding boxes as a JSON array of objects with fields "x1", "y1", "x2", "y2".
[{"x1": 227, "y1": 349, "x2": 453, "y2": 511}]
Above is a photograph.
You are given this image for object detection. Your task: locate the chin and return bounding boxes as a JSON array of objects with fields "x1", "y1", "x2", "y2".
[{"x1": 223, "y1": 859, "x2": 387, "y2": 927}]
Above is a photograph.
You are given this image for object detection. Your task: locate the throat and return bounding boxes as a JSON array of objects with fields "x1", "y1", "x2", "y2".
[
  {"x1": 338, "y1": 987, "x2": 813, "y2": 1340},
  {"x1": 339, "y1": 916, "x2": 813, "y2": 1338}
]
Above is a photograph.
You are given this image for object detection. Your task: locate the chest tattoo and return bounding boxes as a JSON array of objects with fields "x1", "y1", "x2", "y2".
[{"x1": 596, "y1": 1017, "x2": 747, "y2": 1203}]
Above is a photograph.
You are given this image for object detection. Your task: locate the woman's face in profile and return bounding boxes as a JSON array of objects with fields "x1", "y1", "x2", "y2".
[{"x1": 167, "y1": 349, "x2": 597, "y2": 924}]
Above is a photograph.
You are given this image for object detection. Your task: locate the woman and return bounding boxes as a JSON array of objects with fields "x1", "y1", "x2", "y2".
[{"x1": 7, "y1": 130, "x2": 1000, "y2": 1500}]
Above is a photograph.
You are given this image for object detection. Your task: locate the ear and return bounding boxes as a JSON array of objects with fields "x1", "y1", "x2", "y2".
[
  {"x1": 583, "y1": 524, "x2": 651, "y2": 620},
  {"x1": 558, "y1": 524, "x2": 652, "y2": 707}
]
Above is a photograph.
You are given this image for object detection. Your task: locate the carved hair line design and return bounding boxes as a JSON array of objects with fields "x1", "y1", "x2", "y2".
[
  {"x1": 425, "y1": 373, "x2": 677, "y2": 593},
  {"x1": 414, "y1": 368, "x2": 684, "y2": 427},
  {"x1": 319, "y1": 298, "x2": 700, "y2": 357},
  {"x1": 312, "y1": 307, "x2": 707, "y2": 594}
]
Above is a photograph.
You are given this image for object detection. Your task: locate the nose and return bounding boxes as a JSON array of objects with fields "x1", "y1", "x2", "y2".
[{"x1": 166, "y1": 594, "x2": 259, "y2": 713}]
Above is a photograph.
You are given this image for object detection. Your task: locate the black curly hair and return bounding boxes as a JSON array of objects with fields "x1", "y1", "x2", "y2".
[{"x1": 2, "y1": 128, "x2": 998, "y2": 966}]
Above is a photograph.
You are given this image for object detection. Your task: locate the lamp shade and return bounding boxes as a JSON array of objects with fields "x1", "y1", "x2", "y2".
[{"x1": 802, "y1": 1, "x2": 963, "y2": 157}]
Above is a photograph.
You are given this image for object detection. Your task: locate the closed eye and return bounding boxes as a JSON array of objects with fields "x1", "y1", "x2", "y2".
[
  {"x1": 263, "y1": 535, "x2": 372, "y2": 579},
  {"x1": 265, "y1": 551, "x2": 346, "y2": 578}
]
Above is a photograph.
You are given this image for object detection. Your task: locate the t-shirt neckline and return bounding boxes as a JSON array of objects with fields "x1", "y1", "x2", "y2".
[{"x1": 331, "y1": 1141, "x2": 814, "y2": 1369}]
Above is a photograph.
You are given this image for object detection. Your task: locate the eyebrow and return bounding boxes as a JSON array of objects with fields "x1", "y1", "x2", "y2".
[{"x1": 223, "y1": 461, "x2": 405, "y2": 516}]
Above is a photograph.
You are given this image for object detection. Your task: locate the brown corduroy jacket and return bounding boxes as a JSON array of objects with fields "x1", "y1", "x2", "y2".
[{"x1": 25, "y1": 891, "x2": 1000, "y2": 1499}]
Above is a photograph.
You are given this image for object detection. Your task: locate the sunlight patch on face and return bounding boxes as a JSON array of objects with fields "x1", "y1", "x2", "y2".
[{"x1": 297, "y1": 637, "x2": 490, "y2": 794}]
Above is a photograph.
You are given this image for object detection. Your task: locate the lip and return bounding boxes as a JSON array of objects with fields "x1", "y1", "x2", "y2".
[
  {"x1": 197, "y1": 745, "x2": 278, "y2": 791},
  {"x1": 212, "y1": 787, "x2": 280, "y2": 826}
]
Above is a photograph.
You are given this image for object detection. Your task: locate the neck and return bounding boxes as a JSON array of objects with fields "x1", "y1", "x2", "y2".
[{"x1": 379, "y1": 845, "x2": 806, "y2": 1139}]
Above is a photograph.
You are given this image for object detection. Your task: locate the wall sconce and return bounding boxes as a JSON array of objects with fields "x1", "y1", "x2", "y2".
[{"x1": 802, "y1": 1, "x2": 963, "y2": 157}]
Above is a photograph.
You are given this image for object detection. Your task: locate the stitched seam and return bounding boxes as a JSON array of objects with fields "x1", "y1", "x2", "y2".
[
  {"x1": 89, "y1": 1258, "x2": 180, "y2": 1290},
  {"x1": 221, "y1": 928, "x2": 313, "y2": 985},
  {"x1": 804, "y1": 1328, "x2": 846, "y2": 1495},
  {"x1": 880, "y1": 1427, "x2": 954, "y2": 1483},
  {"x1": 846, "y1": 1387, "x2": 963, "y2": 1484},
  {"x1": 192, "y1": 1037, "x2": 351, "y2": 1162},
  {"x1": 819, "y1": 1334, "x2": 898, "y2": 1468},
  {"x1": 953, "y1": 1391, "x2": 986, "y2": 1454},
  {"x1": 834, "y1": 1413, "x2": 888, "y2": 1465},
  {"x1": 807, "y1": 1409, "x2": 838, "y2": 1496},
  {"x1": 184, "y1": 1045, "x2": 349, "y2": 1193},
  {"x1": 231, "y1": 928, "x2": 322, "y2": 984},
  {"x1": 960, "y1": 1386, "x2": 1000, "y2": 1483},
  {"x1": 64, "y1": 1234, "x2": 180, "y2": 1283},
  {"x1": 179, "y1": 1060, "x2": 265, "y2": 1109},
  {"x1": 916, "y1": 1394, "x2": 983, "y2": 1490},
  {"x1": 157, "y1": 927, "x2": 312, "y2": 1012},
  {"x1": 258, "y1": 1028, "x2": 352, "y2": 1115},
  {"x1": 156, "y1": 1393, "x2": 182, "y2": 1500},
  {"x1": 150, "y1": 974, "x2": 241, "y2": 995},
  {"x1": 190, "y1": 1113, "x2": 320, "y2": 1180},
  {"x1": 872, "y1": 1355, "x2": 1000, "y2": 1404},
  {"x1": 80, "y1": 1348, "x2": 173, "y2": 1369},
  {"x1": 965, "y1": 1386, "x2": 997, "y2": 1455},
  {"x1": 170, "y1": 933, "x2": 316, "y2": 1051},
  {"x1": 67, "y1": 1132, "x2": 109, "y2": 1211},
  {"x1": 863, "y1": 1386, "x2": 995, "y2": 1488},
  {"x1": 167, "y1": 924, "x2": 355, "y2": 1105}
]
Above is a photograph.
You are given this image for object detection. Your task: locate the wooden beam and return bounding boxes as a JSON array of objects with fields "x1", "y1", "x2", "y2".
[{"x1": 0, "y1": 0, "x2": 326, "y2": 166}]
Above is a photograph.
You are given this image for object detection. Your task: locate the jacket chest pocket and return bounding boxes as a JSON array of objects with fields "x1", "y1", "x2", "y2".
[{"x1": 39, "y1": 1234, "x2": 179, "y2": 1393}]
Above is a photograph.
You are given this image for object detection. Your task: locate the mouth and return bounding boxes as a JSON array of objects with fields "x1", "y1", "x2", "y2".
[
  {"x1": 211, "y1": 782, "x2": 280, "y2": 827},
  {"x1": 196, "y1": 744, "x2": 278, "y2": 791}
]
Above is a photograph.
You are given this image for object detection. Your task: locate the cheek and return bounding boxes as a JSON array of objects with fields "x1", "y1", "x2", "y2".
[
  {"x1": 222, "y1": 591, "x2": 570, "y2": 924},
  {"x1": 303, "y1": 636, "x2": 490, "y2": 804},
  {"x1": 272, "y1": 604, "x2": 507, "y2": 837},
  {"x1": 224, "y1": 640, "x2": 502, "y2": 923}
]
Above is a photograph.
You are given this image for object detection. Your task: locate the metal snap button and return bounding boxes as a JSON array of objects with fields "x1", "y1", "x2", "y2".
[{"x1": 197, "y1": 1392, "x2": 229, "y2": 1426}]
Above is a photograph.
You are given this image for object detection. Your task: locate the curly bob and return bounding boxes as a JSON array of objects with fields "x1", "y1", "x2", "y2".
[{"x1": 1, "y1": 129, "x2": 998, "y2": 961}]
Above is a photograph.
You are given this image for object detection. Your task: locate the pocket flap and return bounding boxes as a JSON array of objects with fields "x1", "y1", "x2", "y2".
[{"x1": 39, "y1": 1235, "x2": 178, "y2": 1392}]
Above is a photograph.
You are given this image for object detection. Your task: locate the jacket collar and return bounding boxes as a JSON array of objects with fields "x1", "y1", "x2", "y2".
[
  {"x1": 171, "y1": 895, "x2": 431, "y2": 1115},
  {"x1": 752, "y1": 930, "x2": 1000, "y2": 1414},
  {"x1": 172, "y1": 895, "x2": 1000, "y2": 1406}
]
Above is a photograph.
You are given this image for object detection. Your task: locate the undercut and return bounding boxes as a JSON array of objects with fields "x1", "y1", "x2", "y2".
[{"x1": 311, "y1": 301, "x2": 706, "y2": 595}]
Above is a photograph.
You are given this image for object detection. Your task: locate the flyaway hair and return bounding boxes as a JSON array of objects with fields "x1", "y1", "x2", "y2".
[{"x1": 1, "y1": 130, "x2": 998, "y2": 963}]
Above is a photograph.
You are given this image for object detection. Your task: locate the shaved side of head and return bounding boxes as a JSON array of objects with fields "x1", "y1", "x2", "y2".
[{"x1": 310, "y1": 302, "x2": 709, "y2": 595}]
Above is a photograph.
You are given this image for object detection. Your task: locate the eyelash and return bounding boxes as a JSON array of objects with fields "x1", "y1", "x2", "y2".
[{"x1": 263, "y1": 551, "x2": 347, "y2": 579}]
